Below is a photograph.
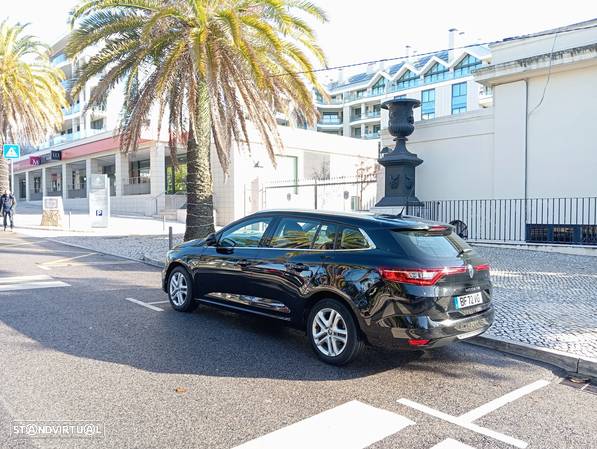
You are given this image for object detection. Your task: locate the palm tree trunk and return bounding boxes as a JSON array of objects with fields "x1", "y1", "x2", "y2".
[
  {"x1": 0, "y1": 158, "x2": 9, "y2": 193},
  {"x1": 184, "y1": 80, "x2": 215, "y2": 241}
]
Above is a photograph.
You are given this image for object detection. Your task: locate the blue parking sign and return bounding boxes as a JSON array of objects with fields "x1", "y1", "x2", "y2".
[{"x1": 3, "y1": 144, "x2": 20, "y2": 159}]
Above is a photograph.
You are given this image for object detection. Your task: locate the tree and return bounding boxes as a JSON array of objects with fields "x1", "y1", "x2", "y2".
[
  {"x1": 68, "y1": 0, "x2": 328, "y2": 240},
  {"x1": 0, "y1": 20, "x2": 66, "y2": 192}
]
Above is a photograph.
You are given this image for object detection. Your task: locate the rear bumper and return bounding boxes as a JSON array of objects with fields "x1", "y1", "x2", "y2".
[{"x1": 367, "y1": 306, "x2": 494, "y2": 350}]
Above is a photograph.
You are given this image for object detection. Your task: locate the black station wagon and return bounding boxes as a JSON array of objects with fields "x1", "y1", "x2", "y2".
[{"x1": 162, "y1": 209, "x2": 494, "y2": 365}]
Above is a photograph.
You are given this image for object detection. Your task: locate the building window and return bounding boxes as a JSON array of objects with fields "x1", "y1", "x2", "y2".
[
  {"x1": 451, "y1": 82, "x2": 467, "y2": 114},
  {"x1": 421, "y1": 89, "x2": 435, "y2": 120},
  {"x1": 454, "y1": 54, "x2": 481, "y2": 78},
  {"x1": 394, "y1": 70, "x2": 418, "y2": 90},
  {"x1": 424, "y1": 62, "x2": 449, "y2": 84},
  {"x1": 356, "y1": 89, "x2": 366, "y2": 99},
  {"x1": 321, "y1": 112, "x2": 340, "y2": 124},
  {"x1": 352, "y1": 127, "x2": 362, "y2": 138},
  {"x1": 371, "y1": 77, "x2": 386, "y2": 96}
]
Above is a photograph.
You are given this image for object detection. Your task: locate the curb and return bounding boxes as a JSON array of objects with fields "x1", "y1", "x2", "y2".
[
  {"x1": 142, "y1": 255, "x2": 166, "y2": 268},
  {"x1": 468, "y1": 335, "x2": 597, "y2": 379},
  {"x1": 45, "y1": 237, "x2": 164, "y2": 270},
  {"x1": 14, "y1": 224, "x2": 89, "y2": 233}
]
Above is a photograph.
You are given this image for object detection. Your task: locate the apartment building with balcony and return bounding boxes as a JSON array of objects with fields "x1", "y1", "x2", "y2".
[{"x1": 315, "y1": 30, "x2": 492, "y2": 139}]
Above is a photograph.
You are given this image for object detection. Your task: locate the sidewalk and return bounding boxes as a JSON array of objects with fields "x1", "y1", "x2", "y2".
[{"x1": 12, "y1": 211, "x2": 597, "y2": 373}]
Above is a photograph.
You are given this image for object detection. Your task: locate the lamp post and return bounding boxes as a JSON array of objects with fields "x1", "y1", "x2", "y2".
[{"x1": 375, "y1": 97, "x2": 423, "y2": 209}]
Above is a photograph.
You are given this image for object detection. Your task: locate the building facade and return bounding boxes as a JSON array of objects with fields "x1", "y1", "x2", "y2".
[
  {"x1": 315, "y1": 30, "x2": 492, "y2": 140},
  {"x1": 378, "y1": 19, "x2": 597, "y2": 245},
  {"x1": 11, "y1": 36, "x2": 378, "y2": 226}
]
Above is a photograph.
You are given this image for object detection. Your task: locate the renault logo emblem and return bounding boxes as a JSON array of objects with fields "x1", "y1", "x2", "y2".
[{"x1": 467, "y1": 264, "x2": 474, "y2": 278}]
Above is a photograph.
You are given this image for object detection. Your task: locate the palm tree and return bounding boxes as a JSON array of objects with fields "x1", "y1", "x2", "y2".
[
  {"x1": 67, "y1": 0, "x2": 328, "y2": 241},
  {"x1": 0, "y1": 20, "x2": 66, "y2": 192}
]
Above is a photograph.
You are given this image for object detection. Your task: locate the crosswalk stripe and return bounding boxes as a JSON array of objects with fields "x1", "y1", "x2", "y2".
[
  {"x1": 232, "y1": 400, "x2": 414, "y2": 449},
  {"x1": 0, "y1": 275, "x2": 70, "y2": 292}
]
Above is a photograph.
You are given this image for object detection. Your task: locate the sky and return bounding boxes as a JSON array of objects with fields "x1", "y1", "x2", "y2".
[{"x1": 3, "y1": 0, "x2": 597, "y2": 79}]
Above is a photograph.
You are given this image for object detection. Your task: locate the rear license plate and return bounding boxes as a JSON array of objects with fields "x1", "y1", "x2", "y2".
[{"x1": 454, "y1": 292, "x2": 483, "y2": 309}]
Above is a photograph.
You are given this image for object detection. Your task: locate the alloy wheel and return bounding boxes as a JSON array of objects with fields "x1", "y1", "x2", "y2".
[
  {"x1": 312, "y1": 307, "x2": 348, "y2": 357},
  {"x1": 169, "y1": 272, "x2": 188, "y2": 306}
]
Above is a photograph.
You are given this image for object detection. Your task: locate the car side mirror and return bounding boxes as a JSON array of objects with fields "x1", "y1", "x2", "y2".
[{"x1": 204, "y1": 233, "x2": 218, "y2": 247}]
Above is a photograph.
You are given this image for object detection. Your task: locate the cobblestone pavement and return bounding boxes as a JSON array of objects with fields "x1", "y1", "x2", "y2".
[
  {"x1": 46, "y1": 233, "x2": 597, "y2": 360},
  {"x1": 474, "y1": 246, "x2": 597, "y2": 359}
]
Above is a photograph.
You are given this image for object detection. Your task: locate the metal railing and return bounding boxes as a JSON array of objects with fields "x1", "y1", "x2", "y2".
[
  {"x1": 351, "y1": 111, "x2": 381, "y2": 122},
  {"x1": 123, "y1": 177, "x2": 151, "y2": 195},
  {"x1": 407, "y1": 197, "x2": 597, "y2": 245},
  {"x1": 363, "y1": 131, "x2": 380, "y2": 139},
  {"x1": 318, "y1": 117, "x2": 342, "y2": 125}
]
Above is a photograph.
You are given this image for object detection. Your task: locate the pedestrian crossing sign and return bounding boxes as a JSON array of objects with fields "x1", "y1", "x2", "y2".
[{"x1": 3, "y1": 144, "x2": 20, "y2": 159}]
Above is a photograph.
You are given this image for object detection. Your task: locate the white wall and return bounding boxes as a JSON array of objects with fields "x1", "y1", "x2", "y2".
[
  {"x1": 381, "y1": 109, "x2": 495, "y2": 200},
  {"x1": 493, "y1": 80, "x2": 527, "y2": 198},
  {"x1": 526, "y1": 65, "x2": 597, "y2": 198}
]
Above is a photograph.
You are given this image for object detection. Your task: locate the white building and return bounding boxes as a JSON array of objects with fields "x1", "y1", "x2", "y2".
[
  {"x1": 379, "y1": 19, "x2": 597, "y2": 245},
  {"x1": 315, "y1": 30, "x2": 492, "y2": 140},
  {"x1": 12, "y1": 36, "x2": 378, "y2": 226}
]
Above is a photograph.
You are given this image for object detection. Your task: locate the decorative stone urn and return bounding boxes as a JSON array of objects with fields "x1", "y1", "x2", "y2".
[{"x1": 375, "y1": 97, "x2": 423, "y2": 208}]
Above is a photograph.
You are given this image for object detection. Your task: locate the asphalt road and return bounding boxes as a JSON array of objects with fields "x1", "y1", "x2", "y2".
[{"x1": 0, "y1": 233, "x2": 595, "y2": 449}]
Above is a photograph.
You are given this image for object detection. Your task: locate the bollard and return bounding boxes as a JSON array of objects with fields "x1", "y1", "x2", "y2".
[
  {"x1": 162, "y1": 215, "x2": 166, "y2": 231},
  {"x1": 168, "y1": 226, "x2": 173, "y2": 250},
  {"x1": 68, "y1": 211, "x2": 71, "y2": 230}
]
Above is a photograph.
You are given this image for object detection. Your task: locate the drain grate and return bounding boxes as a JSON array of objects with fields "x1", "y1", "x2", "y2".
[{"x1": 560, "y1": 376, "x2": 596, "y2": 394}]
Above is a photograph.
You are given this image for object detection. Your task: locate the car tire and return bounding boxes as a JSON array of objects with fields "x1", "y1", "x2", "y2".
[
  {"x1": 307, "y1": 298, "x2": 364, "y2": 365},
  {"x1": 167, "y1": 267, "x2": 198, "y2": 313}
]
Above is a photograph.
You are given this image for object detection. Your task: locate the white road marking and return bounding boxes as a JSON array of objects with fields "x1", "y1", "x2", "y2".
[
  {"x1": 431, "y1": 438, "x2": 477, "y2": 449},
  {"x1": 42, "y1": 252, "x2": 96, "y2": 266},
  {"x1": 232, "y1": 400, "x2": 414, "y2": 449},
  {"x1": 0, "y1": 275, "x2": 55, "y2": 284},
  {"x1": 124, "y1": 297, "x2": 164, "y2": 312},
  {"x1": 459, "y1": 379, "x2": 550, "y2": 422},
  {"x1": 37, "y1": 264, "x2": 52, "y2": 271},
  {"x1": 146, "y1": 300, "x2": 170, "y2": 305},
  {"x1": 0, "y1": 275, "x2": 70, "y2": 292},
  {"x1": 397, "y1": 399, "x2": 528, "y2": 448},
  {"x1": 42, "y1": 261, "x2": 138, "y2": 268},
  {"x1": 398, "y1": 379, "x2": 551, "y2": 449}
]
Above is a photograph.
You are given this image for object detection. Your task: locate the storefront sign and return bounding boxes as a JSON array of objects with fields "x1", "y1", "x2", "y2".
[
  {"x1": 51, "y1": 150, "x2": 62, "y2": 160},
  {"x1": 29, "y1": 156, "x2": 41, "y2": 166},
  {"x1": 89, "y1": 174, "x2": 110, "y2": 228}
]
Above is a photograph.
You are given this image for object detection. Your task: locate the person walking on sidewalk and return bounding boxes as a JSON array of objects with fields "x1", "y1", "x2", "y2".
[{"x1": 1, "y1": 190, "x2": 16, "y2": 231}]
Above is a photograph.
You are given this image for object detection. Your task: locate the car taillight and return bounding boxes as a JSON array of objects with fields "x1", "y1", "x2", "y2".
[
  {"x1": 475, "y1": 263, "x2": 490, "y2": 271},
  {"x1": 379, "y1": 267, "x2": 466, "y2": 286},
  {"x1": 408, "y1": 339, "x2": 430, "y2": 346}
]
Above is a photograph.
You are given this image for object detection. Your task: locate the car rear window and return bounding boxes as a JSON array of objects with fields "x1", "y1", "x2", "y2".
[{"x1": 392, "y1": 229, "x2": 472, "y2": 259}]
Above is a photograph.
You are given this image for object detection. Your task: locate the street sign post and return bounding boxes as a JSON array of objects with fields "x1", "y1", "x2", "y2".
[{"x1": 3, "y1": 144, "x2": 20, "y2": 193}]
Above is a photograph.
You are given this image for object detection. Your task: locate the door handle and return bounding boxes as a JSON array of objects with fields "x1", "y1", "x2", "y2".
[
  {"x1": 236, "y1": 259, "x2": 251, "y2": 268},
  {"x1": 286, "y1": 263, "x2": 308, "y2": 272}
]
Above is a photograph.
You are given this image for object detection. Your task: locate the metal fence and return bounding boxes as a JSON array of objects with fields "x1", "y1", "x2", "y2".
[
  {"x1": 263, "y1": 175, "x2": 597, "y2": 246},
  {"x1": 408, "y1": 197, "x2": 597, "y2": 245},
  {"x1": 263, "y1": 174, "x2": 378, "y2": 213}
]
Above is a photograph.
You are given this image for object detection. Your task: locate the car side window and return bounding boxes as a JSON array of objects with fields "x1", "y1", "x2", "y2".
[
  {"x1": 338, "y1": 227, "x2": 370, "y2": 250},
  {"x1": 219, "y1": 217, "x2": 272, "y2": 248},
  {"x1": 312, "y1": 223, "x2": 337, "y2": 250},
  {"x1": 269, "y1": 218, "x2": 320, "y2": 249}
]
